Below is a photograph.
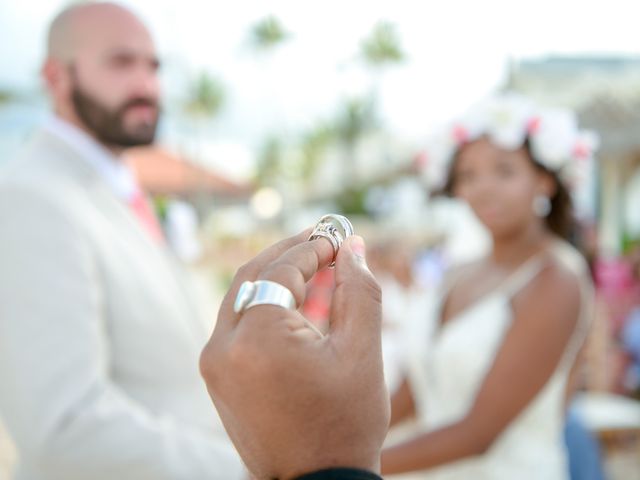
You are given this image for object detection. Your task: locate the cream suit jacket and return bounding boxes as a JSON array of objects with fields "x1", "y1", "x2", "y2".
[{"x1": 0, "y1": 129, "x2": 244, "y2": 480}]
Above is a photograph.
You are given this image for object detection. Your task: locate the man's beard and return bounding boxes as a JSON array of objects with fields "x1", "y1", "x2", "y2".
[{"x1": 70, "y1": 76, "x2": 159, "y2": 148}]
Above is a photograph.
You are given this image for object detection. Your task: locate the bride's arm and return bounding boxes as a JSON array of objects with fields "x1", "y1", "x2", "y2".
[
  {"x1": 381, "y1": 264, "x2": 581, "y2": 474},
  {"x1": 389, "y1": 378, "x2": 416, "y2": 428}
]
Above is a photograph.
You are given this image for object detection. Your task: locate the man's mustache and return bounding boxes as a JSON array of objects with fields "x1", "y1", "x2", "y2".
[{"x1": 119, "y1": 98, "x2": 160, "y2": 114}]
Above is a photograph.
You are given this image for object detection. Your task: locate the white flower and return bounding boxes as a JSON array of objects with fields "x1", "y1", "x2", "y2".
[
  {"x1": 529, "y1": 108, "x2": 579, "y2": 170},
  {"x1": 420, "y1": 92, "x2": 599, "y2": 193},
  {"x1": 455, "y1": 100, "x2": 489, "y2": 143},
  {"x1": 485, "y1": 93, "x2": 535, "y2": 149}
]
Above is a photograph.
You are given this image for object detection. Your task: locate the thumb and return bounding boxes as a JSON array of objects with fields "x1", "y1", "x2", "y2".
[{"x1": 328, "y1": 235, "x2": 383, "y2": 352}]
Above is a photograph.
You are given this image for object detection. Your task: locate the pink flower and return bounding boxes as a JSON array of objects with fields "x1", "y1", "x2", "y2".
[
  {"x1": 452, "y1": 124, "x2": 469, "y2": 144},
  {"x1": 527, "y1": 116, "x2": 541, "y2": 134}
]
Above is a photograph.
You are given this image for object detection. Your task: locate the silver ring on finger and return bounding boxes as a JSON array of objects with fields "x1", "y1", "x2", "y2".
[
  {"x1": 233, "y1": 280, "x2": 296, "y2": 314},
  {"x1": 308, "y1": 214, "x2": 355, "y2": 268}
]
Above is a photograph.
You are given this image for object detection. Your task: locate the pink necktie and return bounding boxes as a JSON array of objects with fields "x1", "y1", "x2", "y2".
[{"x1": 128, "y1": 190, "x2": 164, "y2": 243}]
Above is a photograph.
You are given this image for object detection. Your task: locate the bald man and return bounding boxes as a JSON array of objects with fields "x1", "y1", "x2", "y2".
[{"x1": 0, "y1": 3, "x2": 245, "y2": 479}]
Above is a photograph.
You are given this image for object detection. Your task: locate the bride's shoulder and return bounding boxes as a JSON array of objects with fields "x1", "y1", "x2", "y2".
[
  {"x1": 538, "y1": 241, "x2": 593, "y2": 302},
  {"x1": 447, "y1": 257, "x2": 486, "y2": 276},
  {"x1": 547, "y1": 240, "x2": 591, "y2": 279},
  {"x1": 517, "y1": 245, "x2": 585, "y2": 315},
  {"x1": 441, "y1": 258, "x2": 486, "y2": 288}
]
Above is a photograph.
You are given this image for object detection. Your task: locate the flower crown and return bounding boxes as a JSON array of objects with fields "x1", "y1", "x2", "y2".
[{"x1": 418, "y1": 92, "x2": 599, "y2": 190}]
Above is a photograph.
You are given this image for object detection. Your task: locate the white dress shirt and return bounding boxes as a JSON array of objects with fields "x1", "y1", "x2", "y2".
[{"x1": 43, "y1": 116, "x2": 137, "y2": 201}]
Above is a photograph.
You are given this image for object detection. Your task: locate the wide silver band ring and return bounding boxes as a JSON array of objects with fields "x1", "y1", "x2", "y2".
[
  {"x1": 308, "y1": 214, "x2": 355, "y2": 268},
  {"x1": 233, "y1": 280, "x2": 296, "y2": 314}
]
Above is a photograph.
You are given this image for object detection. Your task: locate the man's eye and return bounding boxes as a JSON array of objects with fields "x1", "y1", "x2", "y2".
[{"x1": 109, "y1": 55, "x2": 135, "y2": 68}]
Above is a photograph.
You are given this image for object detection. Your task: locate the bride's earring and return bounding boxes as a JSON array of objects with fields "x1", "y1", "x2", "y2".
[{"x1": 532, "y1": 195, "x2": 551, "y2": 217}]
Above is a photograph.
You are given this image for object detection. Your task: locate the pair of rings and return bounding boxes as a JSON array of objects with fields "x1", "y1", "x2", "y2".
[
  {"x1": 308, "y1": 214, "x2": 355, "y2": 268},
  {"x1": 233, "y1": 214, "x2": 354, "y2": 316}
]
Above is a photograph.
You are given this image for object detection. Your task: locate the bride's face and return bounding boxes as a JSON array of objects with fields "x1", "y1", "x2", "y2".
[{"x1": 452, "y1": 138, "x2": 553, "y2": 237}]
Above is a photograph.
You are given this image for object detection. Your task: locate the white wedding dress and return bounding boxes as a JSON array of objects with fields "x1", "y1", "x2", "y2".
[{"x1": 404, "y1": 240, "x2": 593, "y2": 479}]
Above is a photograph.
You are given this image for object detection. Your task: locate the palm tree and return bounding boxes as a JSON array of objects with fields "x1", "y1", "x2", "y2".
[
  {"x1": 256, "y1": 136, "x2": 285, "y2": 187},
  {"x1": 249, "y1": 16, "x2": 290, "y2": 52},
  {"x1": 182, "y1": 71, "x2": 226, "y2": 200},
  {"x1": 333, "y1": 96, "x2": 378, "y2": 181},
  {"x1": 184, "y1": 72, "x2": 225, "y2": 119},
  {"x1": 334, "y1": 97, "x2": 377, "y2": 147},
  {"x1": 322, "y1": 21, "x2": 404, "y2": 190},
  {"x1": 299, "y1": 122, "x2": 336, "y2": 186},
  {"x1": 247, "y1": 15, "x2": 291, "y2": 189},
  {"x1": 360, "y1": 21, "x2": 405, "y2": 70},
  {"x1": 359, "y1": 21, "x2": 405, "y2": 109}
]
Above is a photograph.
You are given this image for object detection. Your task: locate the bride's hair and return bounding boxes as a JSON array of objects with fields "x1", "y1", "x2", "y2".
[{"x1": 442, "y1": 138, "x2": 574, "y2": 240}]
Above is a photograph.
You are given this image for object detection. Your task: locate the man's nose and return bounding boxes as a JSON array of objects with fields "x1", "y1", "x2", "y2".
[{"x1": 132, "y1": 65, "x2": 160, "y2": 99}]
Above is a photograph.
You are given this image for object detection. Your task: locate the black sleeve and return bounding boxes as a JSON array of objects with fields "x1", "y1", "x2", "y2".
[{"x1": 294, "y1": 467, "x2": 383, "y2": 480}]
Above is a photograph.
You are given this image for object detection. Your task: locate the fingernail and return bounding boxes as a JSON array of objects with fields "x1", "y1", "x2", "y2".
[{"x1": 350, "y1": 235, "x2": 366, "y2": 259}]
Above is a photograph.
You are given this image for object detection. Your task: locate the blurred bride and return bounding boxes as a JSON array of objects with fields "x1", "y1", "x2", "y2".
[{"x1": 382, "y1": 94, "x2": 598, "y2": 479}]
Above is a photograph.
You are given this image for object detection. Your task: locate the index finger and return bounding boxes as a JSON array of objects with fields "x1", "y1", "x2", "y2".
[
  {"x1": 216, "y1": 229, "x2": 312, "y2": 331},
  {"x1": 255, "y1": 237, "x2": 336, "y2": 309}
]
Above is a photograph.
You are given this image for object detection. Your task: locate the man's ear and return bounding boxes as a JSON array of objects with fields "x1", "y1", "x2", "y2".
[{"x1": 42, "y1": 58, "x2": 72, "y2": 99}]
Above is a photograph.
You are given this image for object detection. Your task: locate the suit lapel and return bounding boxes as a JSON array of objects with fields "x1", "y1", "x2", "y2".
[
  {"x1": 32, "y1": 130, "x2": 166, "y2": 250},
  {"x1": 29, "y1": 130, "x2": 209, "y2": 341}
]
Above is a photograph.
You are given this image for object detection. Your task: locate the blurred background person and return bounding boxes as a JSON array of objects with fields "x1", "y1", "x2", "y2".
[
  {"x1": 621, "y1": 247, "x2": 640, "y2": 399},
  {"x1": 0, "y1": 3, "x2": 244, "y2": 479},
  {"x1": 381, "y1": 94, "x2": 602, "y2": 479},
  {"x1": 367, "y1": 239, "x2": 435, "y2": 394}
]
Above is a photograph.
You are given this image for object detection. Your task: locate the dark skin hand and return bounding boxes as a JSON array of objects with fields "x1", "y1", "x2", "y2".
[{"x1": 200, "y1": 231, "x2": 390, "y2": 480}]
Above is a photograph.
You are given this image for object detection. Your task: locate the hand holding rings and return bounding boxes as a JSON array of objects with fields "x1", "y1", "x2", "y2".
[
  {"x1": 308, "y1": 214, "x2": 355, "y2": 268},
  {"x1": 233, "y1": 214, "x2": 355, "y2": 315}
]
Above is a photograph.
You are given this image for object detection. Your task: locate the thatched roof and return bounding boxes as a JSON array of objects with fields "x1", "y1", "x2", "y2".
[{"x1": 125, "y1": 146, "x2": 253, "y2": 198}]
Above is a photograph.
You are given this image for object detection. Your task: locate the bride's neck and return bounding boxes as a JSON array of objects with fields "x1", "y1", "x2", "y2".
[{"x1": 490, "y1": 222, "x2": 553, "y2": 268}]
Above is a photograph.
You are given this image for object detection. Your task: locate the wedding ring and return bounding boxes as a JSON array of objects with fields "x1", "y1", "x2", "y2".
[
  {"x1": 308, "y1": 214, "x2": 355, "y2": 267},
  {"x1": 233, "y1": 280, "x2": 296, "y2": 314}
]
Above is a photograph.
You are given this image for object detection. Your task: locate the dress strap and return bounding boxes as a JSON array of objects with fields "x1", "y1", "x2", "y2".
[
  {"x1": 437, "y1": 262, "x2": 475, "y2": 300},
  {"x1": 497, "y1": 249, "x2": 551, "y2": 299}
]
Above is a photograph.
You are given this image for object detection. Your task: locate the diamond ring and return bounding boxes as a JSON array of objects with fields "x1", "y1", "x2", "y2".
[{"x1": 308, "y1": 214, "x2": 355, "y2": 267}]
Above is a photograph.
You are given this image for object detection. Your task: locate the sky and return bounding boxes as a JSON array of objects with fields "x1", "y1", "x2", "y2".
[{"x1": 1, "y1": 0, "x2": 639, "y2": 151}]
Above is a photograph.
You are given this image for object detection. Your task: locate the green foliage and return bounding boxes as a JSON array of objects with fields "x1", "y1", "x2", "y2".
[
  {"x1": 360, "y1": 21, "x2": 405, "y2": 68},
  {"x1": 153, "y1": 195, "x2": 169, "y2": 221},
  {"x1": 245, "y1": 18, "x2": 404, "y2": 196},
  {"x1": 0, "y1": 89, "x2": 17, "y2": 105},
  {"x1": 299, "y1": 123, "x2": 336, "y2": 182},
  {"x1": 622, "y1": 231, "x2": 640, "y2": 254},
  {"x1": 256, "y1": 136, "x2": 285, "y2": 185},
  {"x1": 250, "y1": 16, "x2": 290, "y2": 51},
  {"x1": 334, "y1": 96, "x2": 378, "y2": 147},
  {"x1": 184, "y1": 72, "x2": 226, "y2": 118},
  {"x1": 335, "y1": 186, "x2": 369, "y2": 215}
]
